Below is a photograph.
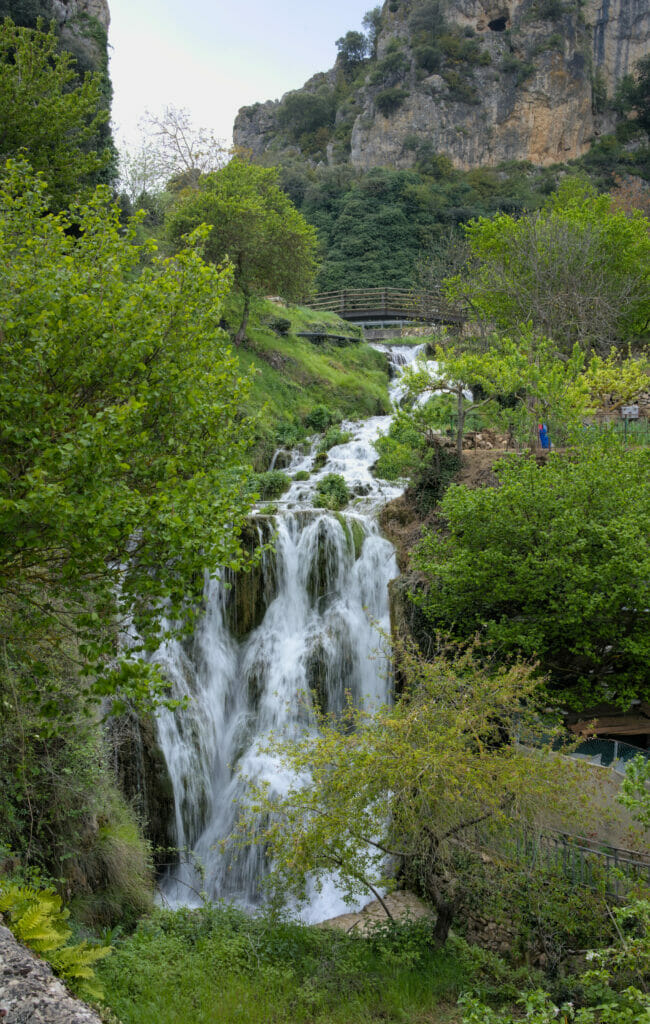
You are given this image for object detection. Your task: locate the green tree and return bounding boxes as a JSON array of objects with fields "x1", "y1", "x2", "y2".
[
  {"x1": 0, "y1": 19, "x2": 112, "y2": 208},
  {"x1": 629, "y1": 54, "x2": 650, "y2": 132},
  {"x1": 412, "y1": 440, "x2": 650, "y2": 709},
  {"x1": 166, "y1": 159, "x2": 318, "y2": 343},
  {"x1": 233, "y1": 644, "x2": 576, "y2": 944},
  {"x1": 335, "y1": 30, "x2": 368, "y2": 73},
  {"x1": 448, "y1": 179, "x2": 650, "y2": 354},
  {"x1": 405, "y1": 331, "x2": 649, "y2": 450},
  {"x1": 362, "y1": 6, "x2": 383, "y2": 59},
  {"x1": 0, "y1": 160, "x2": 255, "y2": 714}
]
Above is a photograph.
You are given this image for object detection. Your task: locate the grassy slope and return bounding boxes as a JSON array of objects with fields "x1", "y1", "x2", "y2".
[{"x1": 226, "y1": 298, "x2": 391, "y2": 470}]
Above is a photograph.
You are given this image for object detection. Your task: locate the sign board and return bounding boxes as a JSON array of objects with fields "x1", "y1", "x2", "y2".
[{"x1": 622, "y1": 404, "x2": 639, "y2": 419}]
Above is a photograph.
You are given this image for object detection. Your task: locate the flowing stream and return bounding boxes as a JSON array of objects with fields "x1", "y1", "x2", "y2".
[{"x1": 154, "y1": 343, "x2": 424, "y2": 921}]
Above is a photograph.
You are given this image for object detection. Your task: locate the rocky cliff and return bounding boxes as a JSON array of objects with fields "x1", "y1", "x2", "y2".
[
  {"x1": 234, "y1": 0, "x2": 650, "y2": 171},
  {"x1": 0, "y1": 0, "x2": 110, "y2": 74}
]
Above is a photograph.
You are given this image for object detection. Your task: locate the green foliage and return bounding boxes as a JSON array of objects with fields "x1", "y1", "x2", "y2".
[
  {"x1": 290, "y1": 158, "x2": 561, "y2": 291},
  {"x1": 318, "y1": 425, "x2": 352, "y2": 453},
  {"x1": 232, "y1": 643, "x2": 574, "y2": 940},
  {"x1": 500, "y1": 53, "x2": 535, "y2": 86},
  {"x1": 629, "y1": 54, "x2": 650, "y2": 133},
  {"x1": 336, "y1": 30, "x2": 368, "y2": 72},
  {"x1": 99, "y1": 904, "x2": 493, "y2": 1024},
  {"x1": 305, "y1": 404, "x2": 339, "y2": 431},
  {"x1": 374, "y1": 408, "x2": 461, "y2": 511},
  {"x1": 409, "y1": 0, "x2": 446, "y2": 47},
  {"x1": 251, "y1": 470, "x2": 291, "y2": 500},
  {"x1": 313, "y1": 473, "x2": 350, "y2": 510},
  {"x1": 0, "y1": 879, "x2": 111, "y2": 999},
  {"x1": 234, "y1": 303, "x2": 388, "y2": 468},
  {"x1": 619, "y1": 754, "x2": 650, "y2": 828},
  {"x1": 451, "y1": 178, "x2": 650, "y2": 354},
  {"x1": 277, "y1": 89, "x2": 336, "y2": 140},
  {"x1": 0, "y1": 19, "x2": 112, "y2": 209},
  {"x1": 362, "y1": 7, "x2": 382, "y2": 59},
  {"x1": 412, "y1": 440, "x2": 650, "y2": 708},
  {"x1": 0, "y1": 0, "x2": 52, "y2": 27},
  {"x1": 414, "y1": 43, "x2": 442, "y2": 72},
  {"x1": 408, "y1": 332, "x2": 649, "y2": 448},
  {"x1": 166, "y1": 160, "x2": 318, "y2": 341},
  {"x1": 375, "y1": 86, "x2": 409, "y2": 115},
  {"x1": 0, "y1": 161, "x2": 256, "y2": 713},
  {"x1": 266, "y1": 315, "x2": 291, "y2": 335},
  {"x1": 369, "y1": 48, "x2": 409, "y2": 86},
  {"x1": 0, "y1": 663, "x2": 153, "y2": 923}
]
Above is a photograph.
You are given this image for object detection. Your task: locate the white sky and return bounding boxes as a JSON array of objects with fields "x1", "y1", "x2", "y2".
[{"x1": 108, "y1": 0, "x2": 372, "y2": 149}]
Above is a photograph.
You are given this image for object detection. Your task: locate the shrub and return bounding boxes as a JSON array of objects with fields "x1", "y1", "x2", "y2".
[
  {"x1": 414, "y1": 44, "x2": 442, "y2": 73},
  {"x1": 375, "y1": 87, "x2": 409, "y2": 115},
  {"x1": 369, "y1": 49, "x2": 409, "y2": 86},
  {"x1": 252, "y1": 470, "x2": 291, "y2": 500},
  {"x1": 314, "y1": 473, "x2": 350, "y2": 510},
  {"x1": 318, "y1": 425, "x2": 352, "y2": 453},
  {"x1": 267, "y1": 316, "x2": 292, "y2": 336},
  {"x1": 500, "y1": 54, "x2": 536, "y2": 85},
  {"x1": 293, "y1": 470, "x2": 310, "y2": 481},
  {"x1": 305, "y1": 404, "x2": 338, "y2": 431}
]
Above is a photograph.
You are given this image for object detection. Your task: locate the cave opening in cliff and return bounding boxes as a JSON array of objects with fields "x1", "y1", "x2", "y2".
[{"x1": 488, "y1": 16, "x2": 508, "y2": 30}]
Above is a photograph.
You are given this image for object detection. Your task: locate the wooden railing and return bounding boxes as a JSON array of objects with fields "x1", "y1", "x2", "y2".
[{"x1": 305, "y1": 287, "x2": 464, "y2": 323}]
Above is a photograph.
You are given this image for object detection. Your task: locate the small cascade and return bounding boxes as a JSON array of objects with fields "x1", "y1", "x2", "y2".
[{"x1": 153, "y1": 343, "x2": 424, "y2": 919}]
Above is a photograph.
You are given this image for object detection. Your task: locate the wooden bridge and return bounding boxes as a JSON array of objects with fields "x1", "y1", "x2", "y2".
[{"x1": 305, "y1": 287, "x2": 464, "y2": 325}]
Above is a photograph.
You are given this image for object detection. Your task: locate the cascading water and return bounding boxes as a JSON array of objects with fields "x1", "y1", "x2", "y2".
[{"x1": 154, "y1": 343, "x2": 425, "y2": 921}]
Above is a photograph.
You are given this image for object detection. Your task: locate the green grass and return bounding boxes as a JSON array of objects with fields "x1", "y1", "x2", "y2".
[
  {"x1": 227, "y1": 298, "x2": 390, "y2": 470},
  {"x1": 98, "y1": 905, "x2": 522, "y2": 1024}
]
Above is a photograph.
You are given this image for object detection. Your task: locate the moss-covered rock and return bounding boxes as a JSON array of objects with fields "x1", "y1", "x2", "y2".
[{"x1": 222, "y1": 519, "x2": 278, "y2": 639}]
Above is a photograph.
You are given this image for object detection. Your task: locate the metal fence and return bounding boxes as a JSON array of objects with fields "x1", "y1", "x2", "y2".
[
  {"x1": 513, "y1": 827, "x2": 650, "y2": 898},
  {"x1": 468, "y1": 821, "x2": 650, "y2": 899}
]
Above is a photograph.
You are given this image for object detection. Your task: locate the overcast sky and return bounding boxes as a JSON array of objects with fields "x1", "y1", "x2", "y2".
[{"x1": 108, "y1": 0, "x2": 372, "y2": 150}]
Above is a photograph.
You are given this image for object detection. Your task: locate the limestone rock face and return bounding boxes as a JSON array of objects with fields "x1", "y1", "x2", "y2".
[
  {"x1": 51, "y1": 0, "x2": 110, "y2": 31},
  {"x1": 233, "y1": 0, "x2": 650, "y2": 170},
  {"x1": 0, "y1": 924, "x2": 103, "y2": 1024}
]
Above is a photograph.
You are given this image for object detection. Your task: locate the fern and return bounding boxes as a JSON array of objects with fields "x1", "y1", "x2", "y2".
[{"x1": 0, "y1": 880, "x2": 111, "y2": 1000}]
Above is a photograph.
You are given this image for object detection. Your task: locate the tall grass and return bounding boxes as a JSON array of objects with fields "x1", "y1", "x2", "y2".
[{"x1": 99, "y1": 905, "x2": 531, "y2": 1024}]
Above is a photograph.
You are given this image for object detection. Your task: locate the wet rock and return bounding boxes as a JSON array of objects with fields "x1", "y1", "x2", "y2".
[
  {"x1": 223, "y1": 520, "x2": 277, "y2": 639},
  {"x1": 107, "y1": 711, "x2": 176, "y2": 866}
]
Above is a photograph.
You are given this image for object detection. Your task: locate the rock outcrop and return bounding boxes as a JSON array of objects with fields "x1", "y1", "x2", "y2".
[
  {"x1": 1, "y1": 0, "x2": 110, "y2": 74},
  {"x1": 234, "y1": 0, "x2": 650, "y2": 170},
  {"x1": 0, "y1": 924, "x2": 103, "y2": 1024}
]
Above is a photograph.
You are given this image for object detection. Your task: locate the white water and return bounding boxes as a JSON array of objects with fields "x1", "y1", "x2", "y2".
[{"x1": 154, "y1": 344, "x2": 424, "y2": 920}]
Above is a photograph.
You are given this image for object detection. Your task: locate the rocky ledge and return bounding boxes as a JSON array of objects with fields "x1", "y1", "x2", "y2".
[{"x1": 0, "y1": 924, "x2": 104, "y2": 1024}]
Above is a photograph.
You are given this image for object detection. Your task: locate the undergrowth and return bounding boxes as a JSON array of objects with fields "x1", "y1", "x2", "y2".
[{"x1": 98, "y1": 905, "x2": 529, "y2": 1024}]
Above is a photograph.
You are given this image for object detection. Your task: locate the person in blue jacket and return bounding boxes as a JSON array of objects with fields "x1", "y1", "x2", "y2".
[{"x1": 538, "y1": 422, "x2": 551, "y2": 449}]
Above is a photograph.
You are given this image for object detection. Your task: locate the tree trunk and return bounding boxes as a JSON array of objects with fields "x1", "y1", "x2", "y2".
[
  {"x1": 431, "y1": 895, "x2": 456, "y2": 946},
  {"x1": 234, "y1": 293, "x2": 251, "y2": 345},
  {"x1": 456, "y1": 385, "x2": 465, "y2": 455}
]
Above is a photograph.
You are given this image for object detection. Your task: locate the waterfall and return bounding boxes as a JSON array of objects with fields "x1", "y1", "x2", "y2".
[{"x1": 153, "y1": 344, "x2": 425, "y2": 920}]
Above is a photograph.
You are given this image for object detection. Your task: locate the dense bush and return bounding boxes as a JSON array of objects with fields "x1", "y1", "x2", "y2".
[
  {"x1": 305, "y1": 404, "x2": 339, "y2": 431},
  {"x1": 251, "y1": 470, "x2": 291, "y2": 500},
  {"x1": 314, "y1": 473, "x2": 350, "y2": 510},
  {"x1": 413, "y1": 439, "x2": 650, "y2": 708},
  {"x1": 375, "y1": 87, "x2": 409, "y2": 115},
  {"x1": 318, "y1": 425, "x2": 352, "y2": 453}
]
